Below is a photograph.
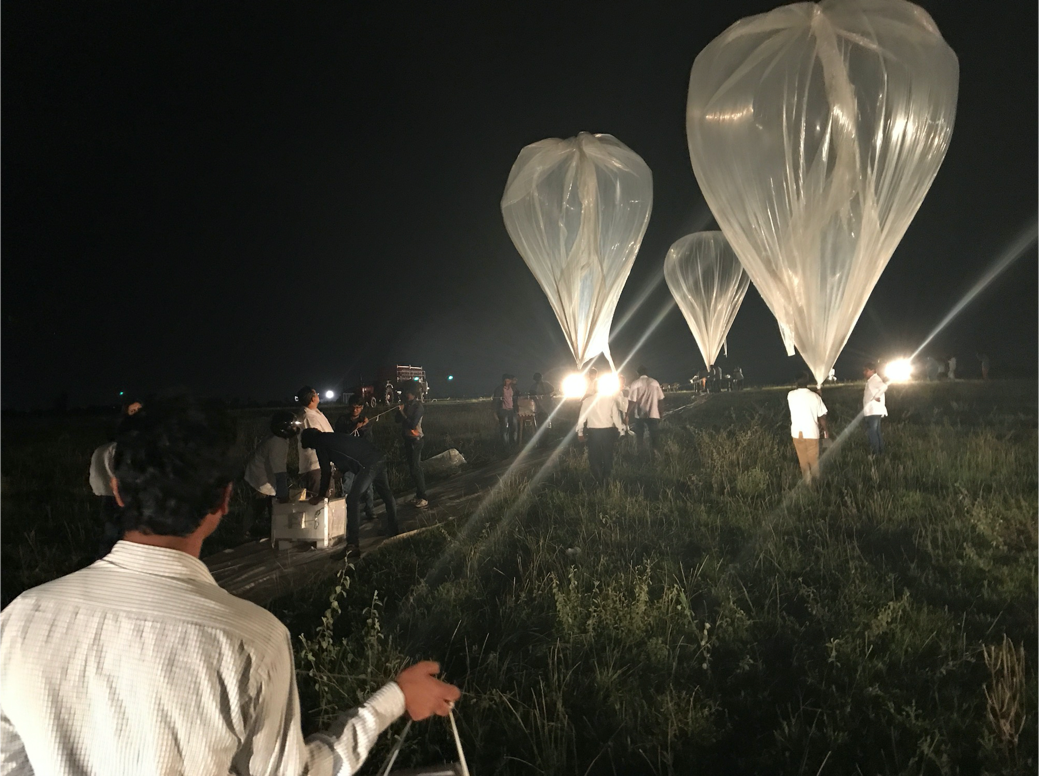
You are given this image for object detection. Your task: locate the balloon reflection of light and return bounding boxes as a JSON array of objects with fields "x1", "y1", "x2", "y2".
[
  {"x1": 561, "y1": 374, "x2": 589, "y2": 399},
  {"x1": 596, "y1": 372, "x2": 620, "y2": 396},
  {"x1": 884, "y1": 359, "x2": 913, "y2": 382}
]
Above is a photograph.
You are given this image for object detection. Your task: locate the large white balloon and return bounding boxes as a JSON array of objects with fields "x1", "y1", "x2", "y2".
[
  {"x1": 687, "y1": 0, "x2": 958, "y2": 385},
  {"x1": 664, "y1": 232, "x2": 750, "y2": 370},
  {"x1": 501, "y1": 133, "x2": 653, "y2": 368}
]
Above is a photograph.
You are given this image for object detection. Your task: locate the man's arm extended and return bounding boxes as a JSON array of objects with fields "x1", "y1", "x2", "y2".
[{"x1": 242, "y1": 634, "x2": 459, "y2": 776}]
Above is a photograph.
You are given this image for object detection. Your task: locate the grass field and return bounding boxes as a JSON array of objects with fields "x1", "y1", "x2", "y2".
[{"x1": 2, "y1": 380, "x2": 1036, "y2": 774}]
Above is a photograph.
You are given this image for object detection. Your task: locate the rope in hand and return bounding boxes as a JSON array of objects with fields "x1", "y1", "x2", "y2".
[{"x1": 376, "y1": 704, "x2": 470, "y2": 776}]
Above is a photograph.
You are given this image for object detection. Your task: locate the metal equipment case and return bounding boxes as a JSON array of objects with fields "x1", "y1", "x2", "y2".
[{"x1": 271, "y1": 497, "x2": 346, "y2": 551}]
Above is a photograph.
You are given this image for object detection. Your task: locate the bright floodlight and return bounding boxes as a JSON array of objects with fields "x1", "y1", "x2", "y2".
[
  {"x1": 596, "y1": 372, "x2": 620, "y2": 395},
  {"x1": 561, "y1": 373, "x2": 588, "y2": 399},
  {"x1": 884, "y1": 358, "x2": 913, "y2": 382},
  {"x1": 324, "y1": 390, "x2": 335, "y2": 399}
]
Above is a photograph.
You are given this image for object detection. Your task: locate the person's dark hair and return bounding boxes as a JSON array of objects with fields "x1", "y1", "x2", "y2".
[
  {"x1": 796, "y1": 372, "x2": 812, "y2": 389},
  {"x1": 112, "y1": 397, "x2": 237, "y2": 537},
  {"x1": 502, "y1": 373, "x2": 515, "y2": 382},
  {"x1": 348, "y1": 393, "x2": 365, "y2": 408},
  {"x1": 270, "y1": 410, "x2": 299, "y2": 438},
  {"x1": 299, "y1": 427, "x2": 325, "y2": 450},
  {"x1": 863, "y1": 361, "x2": 877, "y2": 372},
  {"x1": 404, "y1": 383, "x2": 420, "y2": 399},
  {"x1": 637, "y1": 365, "x2": 648, "y2": 376},
  {"x1": 296, "y1": 385, "x2": 317, "y2": 406},
  {"x1": 533, "y1": 372, "x2": 542, "y2": 382}
]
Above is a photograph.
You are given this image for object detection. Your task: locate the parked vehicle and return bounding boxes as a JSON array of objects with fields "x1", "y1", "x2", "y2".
[{"x1": 354, "y1": 365, "x2": 429, "y2": 407}]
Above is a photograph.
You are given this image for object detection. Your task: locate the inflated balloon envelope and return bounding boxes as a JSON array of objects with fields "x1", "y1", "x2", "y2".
[
  {"x1": 501, "y1": 133, "x2": 653, "y2": 369},
  {"x1": 664, "y1": 231, "x2": 750, "y2": 371},
  {"x1": 687, "y1": 0, "x2": 958, "y2": 385}
]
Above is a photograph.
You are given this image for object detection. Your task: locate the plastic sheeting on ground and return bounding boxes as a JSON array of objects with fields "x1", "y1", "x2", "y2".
[
  {"x1": 687, "y1": 0, "x2": 958, "y2": 385},
  {"x1": 501, "y1": 132, "x2": 653, "y2": 369}
]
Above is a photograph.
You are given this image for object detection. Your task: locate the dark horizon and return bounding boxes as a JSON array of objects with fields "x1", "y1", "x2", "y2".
[{"x1": 3, "y1": 1, "x2": 1036, "y2": 410}]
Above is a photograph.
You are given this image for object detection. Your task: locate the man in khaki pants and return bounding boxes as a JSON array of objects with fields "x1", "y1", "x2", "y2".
[{"x1": 786, "y1": 373, "x2": 830, "y2": 484}]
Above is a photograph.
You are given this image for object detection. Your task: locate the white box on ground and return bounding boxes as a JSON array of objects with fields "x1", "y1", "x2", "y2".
[{"x1": 271, "y1": 497, "x2": 346, "y2": 551}]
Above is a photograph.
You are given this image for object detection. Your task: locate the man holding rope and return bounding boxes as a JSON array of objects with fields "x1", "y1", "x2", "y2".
[{"x1": 1, "y1": 397, "x2": 460, "y2": 775}]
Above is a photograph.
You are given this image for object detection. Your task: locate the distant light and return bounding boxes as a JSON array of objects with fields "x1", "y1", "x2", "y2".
[
  {"x1": 119, "y1": 391, "x2": 124, "y2": 396},
  {"x1": 884, "y1": 358, "x2": 913, "y2": 383},
  {"x1": 447, "y1": 375, "x2": 454, "y2": 380},
  {"x1": 561, "y1": 373, "x2": 588, "y2": 399},
  {"x1": 414, "y1": 377, "x2": 419, "y2": 381},
  {"x1": 325, "y1": 390, "x2": 335, "y2": 399},
  {"x1": 596, "y1": 372, "x2": 620, "y2": 396}
]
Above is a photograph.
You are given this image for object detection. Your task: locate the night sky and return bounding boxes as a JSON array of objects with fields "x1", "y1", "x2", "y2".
[{"x1": 3, "y1": 1, "x2": 1036, "y2": 409}]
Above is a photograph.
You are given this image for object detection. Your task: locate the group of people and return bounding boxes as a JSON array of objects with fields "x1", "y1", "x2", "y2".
[
  {"x1": 247, "y1": 384, "x2": 429, "y2": 556},
  {"x1": 785, "y1": 361, "x2": 889, "y2": 484},
  {"x1": 7, "y1": 395, "x2": 462, "y2": 774},
  {"x1": 576, "y1": 366, "x2": 666, "y2": 482},
  {"x1": 692, "y1": 364, "x2": 744, "y2": 393}
]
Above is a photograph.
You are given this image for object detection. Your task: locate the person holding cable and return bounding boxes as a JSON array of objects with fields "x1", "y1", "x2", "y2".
[
  {"x1": 301, "y1": 428, "x2": 400, "y2": 558},
  {"x1": 1, "y1": 397, "x2": 460, "y2": 775}
]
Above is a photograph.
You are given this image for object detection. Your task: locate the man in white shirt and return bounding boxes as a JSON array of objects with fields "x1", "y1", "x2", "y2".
[
  {"x1": 862, "y1": 361, "x2": 889, "y2": 455},
  {"x1": 786, "y1": 374, "x2": 830, "y2": 484},
  {"x1": 626, "y1": 365, "x2": 665, "y2": 458},
  {"x1": 297, "y1": 385, "x2": 334, "y2": 496},
  {"x1": 578, "y1": 377, "x2": 624, "y2": 481},
  {"x1": 243, "y1": 410, "x2": 299, "y2": 536},
  {"x1": 1, "y1": 397, "x2": 460, "y2": 776}
]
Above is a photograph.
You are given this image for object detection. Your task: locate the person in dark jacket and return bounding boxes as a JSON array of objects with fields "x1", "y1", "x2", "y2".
[
  {"x1": 335, "y1": 395, "x2": 376, "y2": 520},
  {"x1": 335, "y1": 394, "x2": 372, "y2": 439},
  {"x1": 395, "y1": 384, "x2": 428, "y2": 508},
  {"x1": 300, "y1": 429, "x2": 399, "y2": 556}
]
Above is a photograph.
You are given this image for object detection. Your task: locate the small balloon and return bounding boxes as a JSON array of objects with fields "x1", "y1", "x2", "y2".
[{"x1": 664, "y1": 232, "x2": 750, "y2": 371}]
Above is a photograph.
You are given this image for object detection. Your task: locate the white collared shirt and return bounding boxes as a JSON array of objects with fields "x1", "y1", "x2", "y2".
[
  {"x1": 627, "y1": 375, "x2": 664, "y2": 419},
  {"x1": 0, "y1": 541, "x2": 405, "y2": 776},
  {"x1": 298, "y1": 406, "x2": 334, "y2": 474},
  {"x1": 863, "y1": 374, "x2": 889, "y2": 417},
  {"x1": 787, "y1": 388, "x2": 827, "y2": 439},
  {"x1": 88, "y1": 442, "x2": 117, "y2": 496},
  {"x1": 578, "y1": 392, "x2": 623, "y2": 432},
  {"x1": 245, "y1": 435, "x2": 289, "y2": 496}
]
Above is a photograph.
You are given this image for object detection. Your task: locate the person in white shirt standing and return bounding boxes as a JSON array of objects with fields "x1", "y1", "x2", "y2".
[
  {"x1": 786, "y1": 374, "x2": 830, "y2": 484},
  {"x1": 296, "y1": 385, "x2": 334, "y2": 497},
  {"x1": 1, "y1": 397, "x2": 460, "y2": 775},
  {"x1": 626, "y1": 365, "x2": 665, "y2": 458},
  {"x1": 862, "y1": 361, "x2": 889, "y2": 455},
  {"x1": 578, "y1": 376, "x2": 624, "y2": 481}
]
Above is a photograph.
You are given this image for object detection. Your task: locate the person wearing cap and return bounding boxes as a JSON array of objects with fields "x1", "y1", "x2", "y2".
[
  {"x1": 301, "y1": 429, "x2": 400, "y2": 556},
  {"x1": 492, "y1": 373, "x2": 519, "y2": 447},
  {"x1": 242, "y1": 411, "x2": 299, "y2": 537},
  {"x1": 395, "y1": 384, "x2": 429, "y2": 508},
  {"x1": 296, "y1": 385, "x2": 333, "y2": 497},
  {"x1": 1, "y1": 397, "x2": 459, "y2": 775}
]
